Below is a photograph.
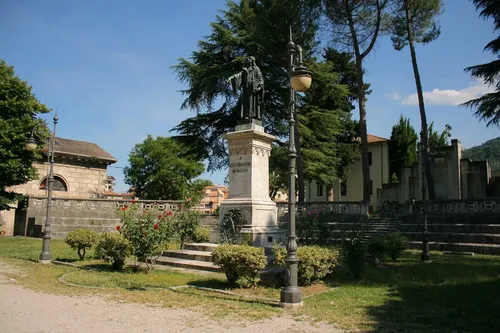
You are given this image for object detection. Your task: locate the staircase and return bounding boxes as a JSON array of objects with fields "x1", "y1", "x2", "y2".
[
  {"x1": 155, "y1": 243, "x2": 222, "y2": 272},
  {"x1": 324, "y1": 219, "x2": 500, "y2": 255}
]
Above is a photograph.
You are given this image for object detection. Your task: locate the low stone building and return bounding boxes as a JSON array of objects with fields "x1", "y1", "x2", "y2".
[{"x1": 1, "y1": 137, "x2": 117, "y2": 235}]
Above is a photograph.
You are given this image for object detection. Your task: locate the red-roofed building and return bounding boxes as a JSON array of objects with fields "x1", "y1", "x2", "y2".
[{"x1": 196, "y1": 185, "x2": 228, "y2": 213}]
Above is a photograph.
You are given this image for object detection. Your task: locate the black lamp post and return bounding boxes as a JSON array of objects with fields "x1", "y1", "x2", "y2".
[
  {"x1": 280, "y1": 28, "x2": 313, "y2": 309},
  {"x1": 419, "y1": 139, "x2": 431, "y2": 262},
  {"x1": 26, "y1": 114, "x2": 59, "y2": 264}
]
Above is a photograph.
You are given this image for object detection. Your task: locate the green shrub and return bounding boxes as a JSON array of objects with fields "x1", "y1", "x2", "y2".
[
  {"x1": 340, "y1": 238, "x2": 366, "y2": 280},
  {"x1": 273, "y1": 245, "x2": 338, "y2": 286},
  {"x1": 95, "y1": 232, "x2": 130, "y2": 271},
  {"x1": 174, "y1": 210, "x2": 200, "y2": 248},
  {"x1": 118, "y1": 203, "x2": 175, "y2": 272},
  {"x1": 385, "y1": 233, "x2": 409, "y2": 261},
  {"x1": 191, "y1": 226, "x2": 210, "y2": 243},
  {"x1": 64, "y1": 229, "x2": 99, "y2": 260},
  {"x1": 212, "y1": 244, "x2": 267, "y2": 287},
  {"x1": 366, "y1": 236, "x2": 388, "y2": 262}
]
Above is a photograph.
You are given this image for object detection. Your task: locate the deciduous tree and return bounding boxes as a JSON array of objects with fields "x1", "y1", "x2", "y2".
[
  {"x1": 0, "y1": 59, "x2": 50, "y2": 210},
  {"x1": 124, "y1": 135, "x2": 211, "y2": 203}
]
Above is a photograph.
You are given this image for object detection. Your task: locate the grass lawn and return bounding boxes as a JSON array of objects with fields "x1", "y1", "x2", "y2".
[{"x1": 1, "y1": 237, "x2": 500, "y2": 332}]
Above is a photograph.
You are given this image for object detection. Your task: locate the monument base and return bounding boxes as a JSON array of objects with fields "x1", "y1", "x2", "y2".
[
  {"x1": 210, "y1": 198, "x2": 285, "y2": 247},
  {"x1": 209, "y1": 226, "x2": 285, "y2": 247}
]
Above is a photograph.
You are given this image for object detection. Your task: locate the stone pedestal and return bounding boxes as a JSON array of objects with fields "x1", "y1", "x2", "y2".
[{"x1": 210, "y1": 123, "x2": 285, "y2": 247}]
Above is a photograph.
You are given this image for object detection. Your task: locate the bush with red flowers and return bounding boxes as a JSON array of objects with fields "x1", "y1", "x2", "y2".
[{"x1": 117, "y1": 203, "x2": 175, "y2": 272}]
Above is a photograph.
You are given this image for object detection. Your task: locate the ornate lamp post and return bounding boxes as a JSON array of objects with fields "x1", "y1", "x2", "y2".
[
  {"x1": 26, "y1": 114, "x2": 59, "y2": 264},
  {"x1": 419, "y1": 140, "x2": 431, "y2": 262},
  {"x1": 280, "y1": 28, "x2": 313, "y2": 309}
]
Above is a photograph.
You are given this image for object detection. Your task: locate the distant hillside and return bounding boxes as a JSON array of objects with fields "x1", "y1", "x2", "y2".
[{"x1": 462, "y1": 137, "x2": 500, "y2": 171}]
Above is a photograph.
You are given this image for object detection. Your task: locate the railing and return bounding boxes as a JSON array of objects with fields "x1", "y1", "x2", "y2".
[
  {"x1": 27, "y1": 196, "x2": 185, "y2": 212},
  {"x1": 276, "y1": 201, "x2": 369, "y2": 223}
]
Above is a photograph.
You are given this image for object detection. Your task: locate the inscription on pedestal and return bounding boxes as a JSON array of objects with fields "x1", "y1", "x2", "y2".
[{"x1": 230, "y1": 161, "x2": 251, "y2": 173}]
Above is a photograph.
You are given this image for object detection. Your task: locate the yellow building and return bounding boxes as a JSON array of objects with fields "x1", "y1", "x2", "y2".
[{"x1": 305, "y1": 134, "x2": 390, "y2": 210}]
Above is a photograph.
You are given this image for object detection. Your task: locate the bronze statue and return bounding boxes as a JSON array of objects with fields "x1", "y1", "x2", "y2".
[{"x1": 228, "y1": 56, "x2": 264, "y2": 122}]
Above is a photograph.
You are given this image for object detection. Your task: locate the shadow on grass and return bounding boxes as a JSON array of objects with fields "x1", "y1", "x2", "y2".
[
  {"x1": 333, "y1": 253, "x2": 500, "y2": 333},
  {"x1": 187, "y1": 278, "x2": 229, "y2": 290}
]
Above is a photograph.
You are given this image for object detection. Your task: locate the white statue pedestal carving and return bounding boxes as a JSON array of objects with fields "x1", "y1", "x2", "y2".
[{"x1": 210, "y1": 123, "x2": 285, "y2": 247}]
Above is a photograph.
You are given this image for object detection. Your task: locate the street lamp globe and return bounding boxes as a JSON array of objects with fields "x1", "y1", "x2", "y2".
[
  {"x1": 290, "y1": 65, "x2": 313, "y2": 92},
  {"x1": 25, "y1": 137, "x2": 38, "y2": 152}
]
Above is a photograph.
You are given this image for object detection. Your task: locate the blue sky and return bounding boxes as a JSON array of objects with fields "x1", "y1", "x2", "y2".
[{"x1": 2, "y1": 0, "x2": 498, "y2": 192}]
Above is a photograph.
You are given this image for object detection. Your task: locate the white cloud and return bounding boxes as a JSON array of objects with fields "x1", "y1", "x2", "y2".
[{"x1": 392, "y1": 81, "x2": 495, "y2": 106}]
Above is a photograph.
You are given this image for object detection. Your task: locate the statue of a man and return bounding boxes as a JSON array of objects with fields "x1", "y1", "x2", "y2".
[{"x1": 228, "y1": 56, "x2": 265, "y2": 121}]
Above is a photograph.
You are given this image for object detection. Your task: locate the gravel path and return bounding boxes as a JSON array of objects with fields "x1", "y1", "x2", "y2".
[{"x1": 0, "y1": 261, "x2": 345, "y2": 333}]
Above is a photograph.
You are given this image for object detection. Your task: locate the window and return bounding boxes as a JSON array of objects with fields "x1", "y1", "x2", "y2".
[
  {"x1": 39, "y1": 176, "x2": 68, "y2": 192},
  {"x1": 317, "y1": 183, "x2": 323, "y2": 197},
  {"x1": 370, "y1": 180, "x2": 373, "y2": 195},
  {"x1": 368, "y1": 152, "x2": 372, "y2": 166},
  {"x1": 341, "y1": 182, "x2": 347, "y2": 196}
]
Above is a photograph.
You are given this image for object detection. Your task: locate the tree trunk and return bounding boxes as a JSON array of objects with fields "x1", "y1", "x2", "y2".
[
  {"x1": 356, "y1": 67, "x2": 371, "y2": 203},
  {"x1": 404, "y1": 0, "x2": 436, "y2": 200},
  {"x1": 294, "y1": 117, "x2": 305, "y2": 203}
]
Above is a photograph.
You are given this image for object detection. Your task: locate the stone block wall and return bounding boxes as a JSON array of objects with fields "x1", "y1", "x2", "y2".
[
  {"x1": 7, "y1": 158, "x2": 108, "y2": 199},
  {"x1": 16, "y1": 197, "x2": 184, "y2": 239}
]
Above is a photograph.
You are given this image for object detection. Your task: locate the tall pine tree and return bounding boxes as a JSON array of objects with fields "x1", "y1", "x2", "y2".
[{"x1": 462, "y1": 0, "x2": 500, "y2": 127}]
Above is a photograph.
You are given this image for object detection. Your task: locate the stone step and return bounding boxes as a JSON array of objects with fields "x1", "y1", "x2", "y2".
[
  {"x1": 408, "y1": 241, "x2": 500, "y2": 255},
  {"x1": 183, "y1": 243, "x2": 219, "y2": 252},
  {"x1": 162, "y1": 249, "x2": 213, "y2": 262},
  {"x1": 402, "y1": 232, "x2": 500, "y2": 245},
  {"x1": 154, "y1": 256, "x2": 222, "y2": 272}
]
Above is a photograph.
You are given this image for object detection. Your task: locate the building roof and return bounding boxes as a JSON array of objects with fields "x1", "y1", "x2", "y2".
[
  {"x1": 367, "y1": 134, "x2": 390, "y2": 143},
  {"x1": 354, "y1": 134, "x2": 390, "y2": 144},
  {"x1": 51, "y1": 137, "x2": 117, "y2": 163}
]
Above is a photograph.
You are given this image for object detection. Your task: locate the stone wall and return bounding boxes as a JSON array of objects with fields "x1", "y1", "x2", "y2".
[
  {"x1": 15, "y1": 197, "x2": 186, "y2": 239},
  {"x1": 7, "y1": 157, "x2": 108, "y2": 199}
]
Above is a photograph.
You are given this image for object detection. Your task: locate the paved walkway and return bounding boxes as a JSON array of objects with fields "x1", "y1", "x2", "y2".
[{"x1": 0, "y1": 261, "x2": 345, "y2": 333}]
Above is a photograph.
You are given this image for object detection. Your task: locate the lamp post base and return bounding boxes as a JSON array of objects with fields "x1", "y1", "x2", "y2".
[
  {"x1": 37, "y1": 259, "x2": 52, "y2": 264},
  {"x1": 279, "y1": 301, "x2": 304, "y2": 309},
  {"x1": 280, "y1": 286, "x2": 303, "y2": 308}
]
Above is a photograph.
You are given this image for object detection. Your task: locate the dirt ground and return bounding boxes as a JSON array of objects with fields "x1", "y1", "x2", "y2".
[{"x1": 0, "y1": 261, "x2": 345, "y2": 333}]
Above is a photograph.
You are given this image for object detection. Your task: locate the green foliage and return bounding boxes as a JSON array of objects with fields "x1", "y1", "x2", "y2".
[
  {"x1": 298, "y1": 51, "x2": 361, "y2": 186},
  {"x1": 173, "y1": 210, "x2": 201, "y2": 248},
  {"x1": 323, "y1": 0, "x2": 387, "y2": 202},
  {"x1": 123, "y1": 135, "x2": 210, "y2": 202},
  {"x1": 118, "y1": 203, "x2": 175, "y2": 272},
  {"x1": 389, "y1": 115, "x2": 418, "y2": 177},
  {"x1": 366, "y1": 236, "x2": 388, "y2": 262},
  {"x1": 0, "y1": 59, "x2": 50, "y2": 210},
  {"x1": 462, "y1": 0, "x2": 500, "y2": 127},
  {"x1": 390, "y1": 0, "x2": 443, "y2": 51},
  {"x1": 385, "y1": 233, "x2": 409, "y2": 261},
  {"x1": 170, "y1": 0, "x2": 321, "y2": 171},
  {"x1": 64, "y1": 229, "x2": 99, "y2": 260},
  {"x1": 269, "y1": 143, "x2": 288, "y2": 199},
  {"x1": 462, "y1": 137, "x2": 500, "y2": 171},
  {"x1": 219, "y1": 209, "x2": 244, "y2": 244},
  {"x1": 95, "y1": 232, "x2": 130, "y2": 271},
  {"x1": 273, "y1": 245, "x2": 339, "y2": 286},
  {"x1": 191, "y1": 226, "x2": 210, "y2": 243},
  {"x1": 428, "y1": 122, "x2": 452, "y2": 151},
  {"x1": 340, "y1": 238, "x2": 366, "y2": 281},
  {"x1": 212, "y1": 244, "x2": 267, "y2": 287}
]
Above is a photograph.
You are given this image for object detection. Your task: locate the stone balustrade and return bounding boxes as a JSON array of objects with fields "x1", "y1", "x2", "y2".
[{"x1": 276, "y1": 201, "x2": 370, "y2": 224}]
